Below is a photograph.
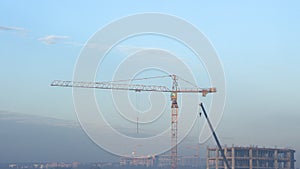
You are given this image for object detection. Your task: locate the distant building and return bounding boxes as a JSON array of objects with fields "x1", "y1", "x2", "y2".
[
  {"x1": 180, "y1": 155, "x2": 206, "y2": 168},
  {"x1": 120, "y1": 154, "x2": 205, "y2": 168},
  {"x1": 120, "y1": 155, "x2": 157, "y2": 167},
  {"x1": 157, "y1": 155, "x2": 172, "y2": 167},
  {"x1": 207, "y1": 146, "x2": 296, "y2": 169}
]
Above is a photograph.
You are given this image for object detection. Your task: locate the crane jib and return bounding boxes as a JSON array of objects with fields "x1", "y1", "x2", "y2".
[{"x1": 51, "y1": 80, "x2": 216, "y2": 96}]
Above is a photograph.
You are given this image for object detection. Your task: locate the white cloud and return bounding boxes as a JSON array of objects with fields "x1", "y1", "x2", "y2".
[
  {"x1": 38, "y1": 35, "x2": 70, "y2": 45},
  {"x1": 0, "y1": 26, "x2": 25, "y2": 31}
]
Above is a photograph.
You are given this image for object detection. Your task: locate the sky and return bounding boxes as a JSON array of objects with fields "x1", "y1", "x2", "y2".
[{"x1": 1, "y1": 0, "x2": 300, "y2": 166}]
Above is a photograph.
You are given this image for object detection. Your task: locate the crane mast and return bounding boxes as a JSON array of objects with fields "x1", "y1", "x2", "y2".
[
  {"x1": 51, "y1": 74, "x2": 217, "y2": 169},
  {"x1": 170, "y1": 75, "x2": 178, "y2": 169}
]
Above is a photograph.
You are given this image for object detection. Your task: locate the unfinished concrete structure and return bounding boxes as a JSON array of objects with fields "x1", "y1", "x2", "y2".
[{"x1": 207, "y1": 146, "x2": 295, "y2": 169}]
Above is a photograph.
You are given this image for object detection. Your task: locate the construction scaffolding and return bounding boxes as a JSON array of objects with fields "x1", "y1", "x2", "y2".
[{"x1": 207, "y1": 146, "x2": 295, "y2": 169}]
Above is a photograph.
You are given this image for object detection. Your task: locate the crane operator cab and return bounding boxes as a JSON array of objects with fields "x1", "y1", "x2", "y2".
[{"x1": 171, "y1": 92, "x2": 178, "y2": 108}]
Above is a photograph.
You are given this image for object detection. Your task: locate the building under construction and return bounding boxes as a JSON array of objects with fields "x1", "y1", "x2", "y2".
[{"x1": 207, "y1": 146, "x2": 295, "y2": 169}]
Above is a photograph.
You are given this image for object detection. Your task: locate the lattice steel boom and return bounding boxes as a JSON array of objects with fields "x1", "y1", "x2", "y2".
[{"x1": 51, "y1": 80, "x2": 216, "y2": 96}]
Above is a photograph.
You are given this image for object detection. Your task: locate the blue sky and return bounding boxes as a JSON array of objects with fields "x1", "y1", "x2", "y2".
[{"x1": 1, "y1": 0, "x2": 300, "y2": 164}]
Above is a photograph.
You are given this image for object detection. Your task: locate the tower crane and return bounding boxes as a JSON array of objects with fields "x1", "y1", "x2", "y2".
[{"x1": 51, "y1": 74, "x2": 217, "y2": 169}]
